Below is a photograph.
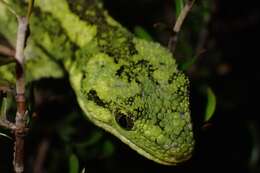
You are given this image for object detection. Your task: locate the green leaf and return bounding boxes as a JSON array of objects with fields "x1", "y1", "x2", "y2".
[
  {"x1": 134, "y1": 26, "x2": 153, "y2": 41},
  {"x1": 69, "y1": 153, "x2": 79, "y2": 173},
  {"x1": 175, "y1": 0, "x2": 184, "y2": 17},
  {"x1": 204, "y1": 87, "x2": 216, "y2": 122}
]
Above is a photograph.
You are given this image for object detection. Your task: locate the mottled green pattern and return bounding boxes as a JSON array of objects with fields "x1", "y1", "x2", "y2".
[{"x1": 0, "y1": 0, "x2": 194, "y2": 165}]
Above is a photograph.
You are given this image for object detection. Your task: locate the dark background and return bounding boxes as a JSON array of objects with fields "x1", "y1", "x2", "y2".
[{"x1": 0, "y1": 0, "x2": 260, "y2": 172}]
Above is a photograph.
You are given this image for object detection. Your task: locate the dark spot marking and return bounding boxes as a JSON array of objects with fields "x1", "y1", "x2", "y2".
[
  {"x1": 134, "y1": 107, "x2": 145, "y2": 117},
  {"x1": 115, "y1": 65, "x2": 132, "y2": 82},
  {"x1": 115, "y1": 65, "x2": 125, "y2": 76},
  {"x1": 134, "y1": 59, "x2": 149, "y2": 66},
  {"x1": 127, "y1": 97, "x2": 134, "y2": 104},
  {"x1": 135, "y1": 60, "x2": 159, "y2": 85},
  {"x1": 135, "y1": 78, "x2": 141, "y2": 84},
  {"x1": 67, "y1": 0, "x2": 138, "y2": 60},
  {"x1": 87, "y1": 89, "x2": 106, "y2": 107},
  {"x1": 168, "y1": 72, "x2": 177, "y2": 84},
  {"x1": 159, "y1": 62, "x2": 165, "y2": 65}
]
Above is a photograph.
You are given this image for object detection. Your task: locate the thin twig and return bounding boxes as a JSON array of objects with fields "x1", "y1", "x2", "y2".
[
  {"x1": 0, "y1": 0, "x2": 18, "y2": 18},
  {"x1": 1, "y1": 0, "x2": 34, "y2": 172},
  {"x1": 0, "y1": 44, "x2": 15, "y2": 57},
  {"x1": 12, "y1": 0, "x2": 35, "y2": 171},
  {"x1": 173, "y1": 0, "x2": 196, "y2": 33},
  {"x1": 0, "y1": 118, "x2": 16, "y2": 129},
  {"x1": 168, "y1": 0, "x2": 196, "y2": 53},
  {"x1": 0, "y1": 92, "x2": 16, "y2": 130}
]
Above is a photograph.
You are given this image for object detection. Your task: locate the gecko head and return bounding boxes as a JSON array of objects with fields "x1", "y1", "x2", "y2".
[
  {"x1": 74, "y1": 38, "x2": 194, "y2": 165},
  {"x1": 112, "y1": 98, "x2": 194, "y2": 165}
]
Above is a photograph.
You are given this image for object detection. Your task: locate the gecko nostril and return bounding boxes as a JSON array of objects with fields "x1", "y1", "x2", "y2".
[{"x1": 115, "y1": 113, "x2": 134, "y2": 130}]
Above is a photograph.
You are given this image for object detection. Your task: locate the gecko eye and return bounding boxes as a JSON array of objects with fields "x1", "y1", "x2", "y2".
[{"x1": 115, "y1": 113, "x2": 134, "y2": 130}]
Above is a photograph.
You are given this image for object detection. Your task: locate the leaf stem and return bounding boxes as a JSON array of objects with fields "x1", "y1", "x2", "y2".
[{"x1": 168, "y1": 0, "x2": 196, "y2": 53}]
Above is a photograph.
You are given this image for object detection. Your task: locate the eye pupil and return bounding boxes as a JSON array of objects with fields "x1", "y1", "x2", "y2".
[{"x1": 116, "y1": 113, "x2": 134, "y2": 130}]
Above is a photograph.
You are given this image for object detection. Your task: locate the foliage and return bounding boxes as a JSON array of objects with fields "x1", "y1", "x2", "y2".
[{"x1": 204, "y1": 86, "x2": 216, "y2": 122}]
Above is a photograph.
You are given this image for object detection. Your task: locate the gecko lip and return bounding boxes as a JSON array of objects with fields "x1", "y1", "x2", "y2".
[
  {"x1": 132, "y1": 132, "x2": 194, "y2": 165},
  {"x1": 125, "y1": 135, "x2": 193, "y2": 165},
  {"x1": 93, "y1": 118, "x2": 193, "y2": 165}
]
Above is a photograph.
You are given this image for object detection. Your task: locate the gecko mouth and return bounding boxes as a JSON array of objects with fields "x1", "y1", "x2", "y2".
[
  {"x1": 132, "y1": 133, "x2": 193, "y2": 165},
  {"x1": 129, "y1": 143, "x2": 182, "y2": 165},
  {"x1": 92, "y1": 118, "x2": 193, "y2": 165},
  {"x1": 122, "y1": 134, "x2": 193, "y2": 165}
]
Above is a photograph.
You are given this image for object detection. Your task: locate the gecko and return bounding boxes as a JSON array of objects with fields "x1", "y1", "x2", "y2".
[{"x1": 0, "y1": 0, "x2": 194, "y2": 165}]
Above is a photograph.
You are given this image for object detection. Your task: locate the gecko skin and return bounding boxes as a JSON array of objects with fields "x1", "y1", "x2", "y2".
[{"x1": 0, "y1": 0, "x2": 194, "y2": 165}]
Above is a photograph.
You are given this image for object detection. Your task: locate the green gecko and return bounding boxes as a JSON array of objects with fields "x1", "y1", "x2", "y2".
[{"x1": 0, "y1": 0, "x2": 194, "y2": 165}]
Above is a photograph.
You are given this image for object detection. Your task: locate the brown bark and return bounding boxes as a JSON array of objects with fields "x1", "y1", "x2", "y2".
[{"x1": 13, "y1": 16, "x2": 28, "y2": 173}]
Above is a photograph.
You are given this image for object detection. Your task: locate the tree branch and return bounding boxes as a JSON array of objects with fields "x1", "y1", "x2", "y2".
[
  {"x1": 0, "y1": 0, "x2": 34, "y2": 172},
  {"x1": 173, "y1": 0, "x2": 195, "y2": 33},
  {"x1": 13, "y1": 16, "x2": 28, "y2": 173}
]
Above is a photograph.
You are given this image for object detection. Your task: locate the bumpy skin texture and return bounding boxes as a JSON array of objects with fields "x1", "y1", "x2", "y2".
[{"x1": 0, "y1": 0, "x2": 194, "y2": 165}]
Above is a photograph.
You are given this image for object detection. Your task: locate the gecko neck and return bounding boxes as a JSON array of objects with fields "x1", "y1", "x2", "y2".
[{"x1": 30, "y1": 0, "x2": 137, "y2": 67}]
